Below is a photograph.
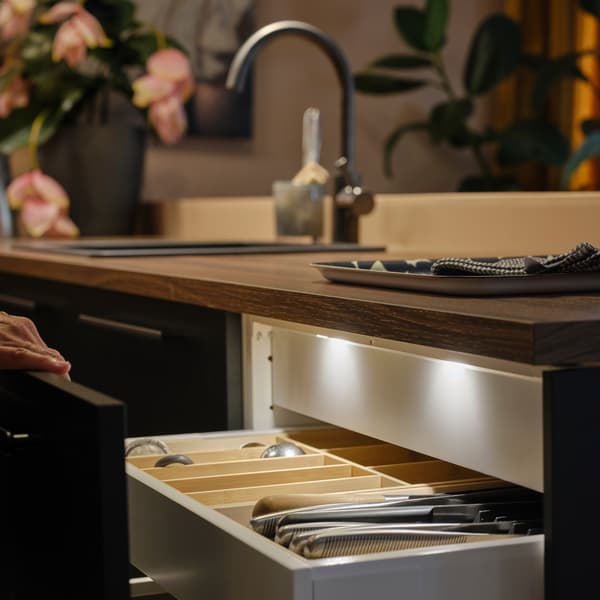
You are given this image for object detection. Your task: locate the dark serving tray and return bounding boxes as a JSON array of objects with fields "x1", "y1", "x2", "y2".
[{"x1": 311, "y1": 259, "x2": 600, "y2": 296}]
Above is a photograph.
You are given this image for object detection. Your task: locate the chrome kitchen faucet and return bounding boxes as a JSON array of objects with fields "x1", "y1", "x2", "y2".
[{"x1": 226, "y1": 20, "x2": 374, "y2": 243}]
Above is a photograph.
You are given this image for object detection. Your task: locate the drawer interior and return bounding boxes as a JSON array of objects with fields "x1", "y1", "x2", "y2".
[
  {"x1": 127, "y1": 428, "x2": 543, "y2": 599},
  {"x1": 127, "y1": 427, "x2": 507, "y2": 527}
]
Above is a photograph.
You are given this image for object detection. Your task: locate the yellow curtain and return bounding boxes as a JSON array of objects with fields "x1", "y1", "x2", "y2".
[
  {"x1": 496, "y1": 1, "x2": 600, "y2": 190},
  {"x1": 571, "y1": 10, "x2": 600, "y2": 189}
]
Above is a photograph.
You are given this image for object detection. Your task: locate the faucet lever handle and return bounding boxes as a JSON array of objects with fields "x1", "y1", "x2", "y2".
[{"x1": 335, "y1": 185, "x2": 375, "y2": 216}]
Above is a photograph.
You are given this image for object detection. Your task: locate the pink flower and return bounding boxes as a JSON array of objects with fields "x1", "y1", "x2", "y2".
[
  {"x1": 45, "y1": 213, "x2": 79, "y2": 237},
  {"x1": 40, "y1": 2, "x2": 111, "y2": 68},
  {"x1": 147, "y1": 48, "x2": 194, "y2": 103},
  {"x1": 52, "y1": 19, "x2": 87, "y2": 67},
  {"x1": 71, "y1": 9, "x2": 110, "y2": 48},
  {"x1": 148, "y1": 95, "x2": 187, "y2": 145},
  {"x1": 131, "y1": 48, "x2": 194, "y2": 144},
  {"x1": 38, "y1": 1, "x2": 80, "y2": 23},
  {"x1": 132, "y1": 75, "x2": 175, "y2": 109},
  {"x1": 7, "y1": 170, "x2": 78, "y2": 238},
  {"x1": 0, "y1": 0, "x2": 34, "y2": 39},
  {"x1": 8, "y1": 169, "x2": 69, "y2": 209},
  {"x1": 0, "y1": 75, "x2": 28, "y2": 117}
]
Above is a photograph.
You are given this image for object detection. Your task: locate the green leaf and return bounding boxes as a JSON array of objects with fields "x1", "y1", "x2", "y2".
[
  {"x1": 464, "y1": 14, "x2": 521, "y2": 95},
  {"x1": 354, "y1": 73, "x2": 427, "y2": 94},
  {"x1": 394, "y1": 7, "x2": 428, "y2": 51},
  {"x1": 383, "y1": 121, "x2": 429, "y2": 177},
  {"x1": 85, "y1": 0, "x2": 136, "y2": 38},
  {"x1": 497, "y1": 119, "x2": 569, "y2": 166},
  {"x1": 0, "y1": 106, "x2": 45, "y2": 155},
  {"x1": 371, "y1": 54, "x2": 433, "y2": 69},
  {"x1": 458, "y1": 175, "x2": 520, "y2": 192},
  {"x1": 424, "y1": 0, "x2": 449, "y2": 51},
  {"x1": 480, "y1": 126, "x2": 500, "y2": 143},
  {"x1": 447, "y1": 129, "x2": 472, "y2": 147},
  {"x1": 21, "y1": 31, "x2": 53, "y2": 64},
  {"x1": 531, "y1": 52, "x2": 589, "y2": 110},
  {"x1": 122, "y1": 32, "x2": 159, "y2": 65},
  {"x1": 429, "y1": 99, "x2": 473, "y2": 142},
  {"x1": 59, "y1": 88, "x2": 84, "y2": 114},
  {"x1": 561, "y1": 131, "x2": 600, "y2": 189},
  {"x1": 580, "y1": 0, "x2": 600, "y2": 19},
  {"x1": 582, "y1": 118, "x2": 600, "y2": 135},
  {"x1": 0, "y1": 89, "x2": 84, "y2": 154},
  {"x1": 0, "y1": 128, "x2": 34, "y2": 155},
  {"x1": 165, "y1": 35, "x2": 187, "y2": 54}
]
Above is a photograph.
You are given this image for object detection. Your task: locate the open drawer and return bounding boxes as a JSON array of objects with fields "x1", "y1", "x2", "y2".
[{"x1": 127, "y1": 427, "x2": 543, "y2": 600}]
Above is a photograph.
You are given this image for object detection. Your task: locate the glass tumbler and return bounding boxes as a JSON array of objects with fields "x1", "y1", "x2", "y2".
[{"x1": 272, "y1": 180, "x2": 325, "y2": 241}]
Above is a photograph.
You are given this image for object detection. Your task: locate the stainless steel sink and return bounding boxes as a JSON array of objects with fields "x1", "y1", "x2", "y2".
[{"x1": 13, "y1": 240, "x2": 384, "y2": 257}]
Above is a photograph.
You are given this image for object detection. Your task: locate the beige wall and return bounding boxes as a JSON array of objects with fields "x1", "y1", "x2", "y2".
[{"x1": 143, "y1": 0, "x2": 501, "y2": 201}]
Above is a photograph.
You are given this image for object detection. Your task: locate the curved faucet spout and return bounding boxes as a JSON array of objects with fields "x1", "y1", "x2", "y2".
[
  {"x1": 227, "y1": 20, "x2": 374, "y2": 243},
  {"x1": 226, "y1": 20, "x2": 356, "y2": 179}
]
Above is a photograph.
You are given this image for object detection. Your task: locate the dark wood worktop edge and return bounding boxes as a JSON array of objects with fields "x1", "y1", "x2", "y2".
[{"x1": 0, "y1": 254, "x2": 546, "y2": 363}]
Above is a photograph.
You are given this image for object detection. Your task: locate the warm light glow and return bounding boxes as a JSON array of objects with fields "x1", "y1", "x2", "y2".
[
  {"x1": 313, "y1": 334, "x2": 361, "y2": 407},
  {"x1": 437, "y1": 358, "x2": 470, "y2": 383},
  {"x1": 315, "y1": 333, "x2": 355, "y2": 348},
  {"x1": 422, "y1": 356, "x2": 485, "y2": 434}
]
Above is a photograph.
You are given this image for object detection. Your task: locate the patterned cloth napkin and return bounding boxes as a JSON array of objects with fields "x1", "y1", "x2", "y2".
[{"x1": 431, "y1": 242, "x2": 600, "y2": 276}]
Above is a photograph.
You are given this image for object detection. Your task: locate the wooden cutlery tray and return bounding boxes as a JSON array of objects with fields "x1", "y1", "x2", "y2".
[{"x1": 127, "y1": 427, "x2": 499, "y2": 523}]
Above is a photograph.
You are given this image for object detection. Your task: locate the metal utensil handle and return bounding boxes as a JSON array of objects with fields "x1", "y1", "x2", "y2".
[
  {"x1": 0, "y1": 424, "x2": 31, "y2": 452},
  {"x1": 302, "y1": 107, "x2": 321, "y2": 165}
]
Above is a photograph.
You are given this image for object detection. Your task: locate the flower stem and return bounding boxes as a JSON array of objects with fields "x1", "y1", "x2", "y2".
[
  {"x1": 29, "y1": 111, "x2": 48, "y2": 170},
  {"x1": 154, "y1": 27, "x2": 167, "y2": 50},
  {"x1": 430, "y1": 53, "x2": 457, "y2": 100}
]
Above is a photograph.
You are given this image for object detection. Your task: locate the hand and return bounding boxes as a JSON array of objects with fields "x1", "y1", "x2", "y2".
[{"x1": 0, "y1": 312, "x2": 71, "y2": 378}]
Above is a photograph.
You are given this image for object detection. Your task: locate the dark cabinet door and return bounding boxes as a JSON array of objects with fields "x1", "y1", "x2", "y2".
[
  {"x1": 0, "y1": 371, "x2": 129, "y2": 600},
  {"x1": 0, "y1": 274, "x2": 242, "y2": 437}
]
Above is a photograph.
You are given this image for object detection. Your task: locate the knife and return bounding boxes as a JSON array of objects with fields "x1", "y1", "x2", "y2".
[
  {"x1": 276, "y1": 518, "x2": 542, "y2": 547},
  {"x1": 289, "y1": 527, "x2": 511, "y2": 559},
  {"x1": 275, "y1": 501, "x2": 543, "y2": 529},
  {"x1": 252, "y1": 485, "x2": 541, "y2": 517},
  {"x1": 251, "y1": 487, "x2": 541, "y2": 537}
]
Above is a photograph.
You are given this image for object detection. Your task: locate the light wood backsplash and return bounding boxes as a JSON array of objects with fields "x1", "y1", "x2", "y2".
[{"x1": 146, "y1": 192, "x2": 600, "y2": 258}]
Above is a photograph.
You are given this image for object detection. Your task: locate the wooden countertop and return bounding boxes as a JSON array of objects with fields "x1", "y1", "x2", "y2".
[{"x1": 1, "y1": 241, "x2": 600, "y2": 365}]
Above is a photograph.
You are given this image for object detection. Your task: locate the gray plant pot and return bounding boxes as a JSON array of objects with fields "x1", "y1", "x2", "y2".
[{"x1": 39, "y1": 125, "x2": 146, "y2": 236}]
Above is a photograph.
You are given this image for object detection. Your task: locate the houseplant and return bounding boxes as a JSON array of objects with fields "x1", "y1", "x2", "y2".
[
  {"x1": 354, "y1": 0, "x2": 571, "y2": 191},
  {"x1": 0, "y1": 0, "x2": 194, "y2": 236}
]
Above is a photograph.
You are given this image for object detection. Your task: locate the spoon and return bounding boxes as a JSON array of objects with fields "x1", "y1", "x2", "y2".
[
  {"x1": 260, "y1": 442, "x2": 306, "y2": 458},
  {"x1": 125, "y1": 437, "x2": 169, "y2": 457},
  {"x1": 154, "y1": 454, "x2": 194, "y2": 467}
]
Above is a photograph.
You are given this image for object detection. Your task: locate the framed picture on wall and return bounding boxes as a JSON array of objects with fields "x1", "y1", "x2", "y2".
[{"x1": 135, "y1": 0, "x2": 254, "y2": 138}]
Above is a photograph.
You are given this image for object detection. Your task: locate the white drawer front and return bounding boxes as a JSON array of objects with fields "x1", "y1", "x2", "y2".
[
  {"x1": 127, "y1": 431, "x2": 543, "y2": 600},
  {"x1": 271, "y1": 328, "x2": 543, "y2": 491},
  {"x1": 128, "y1": 471, "x2": 312, "y2": 600}
]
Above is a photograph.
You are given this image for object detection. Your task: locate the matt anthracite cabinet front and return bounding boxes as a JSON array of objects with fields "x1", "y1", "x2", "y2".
[{"x1": 0, "y1": 273, "x2": 242, "y2": 436}]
